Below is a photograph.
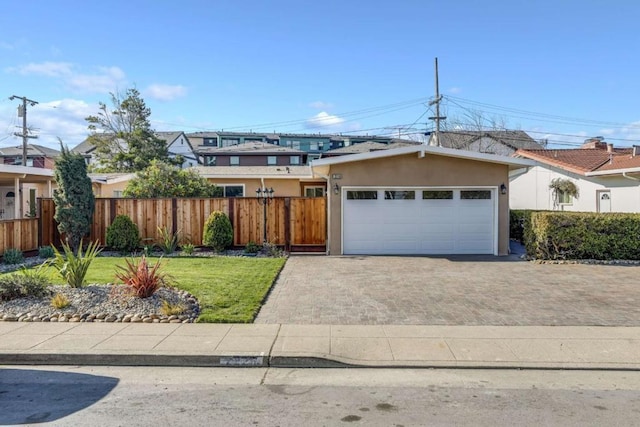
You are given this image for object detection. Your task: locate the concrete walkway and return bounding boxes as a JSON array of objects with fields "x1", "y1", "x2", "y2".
[{"x1": 1, "y1": 322, "x2": 640, "y2": 370}]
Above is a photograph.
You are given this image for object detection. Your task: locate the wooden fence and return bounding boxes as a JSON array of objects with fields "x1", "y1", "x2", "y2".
[
  {"x1": 39, "y1": 197, "x2": 326, "y2": 252},
  {"x1": 0, "y1": 219, "x2": 39, "y2": 256}
]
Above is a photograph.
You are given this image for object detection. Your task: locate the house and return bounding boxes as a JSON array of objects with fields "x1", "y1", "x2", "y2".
[
  {"x1": 0, "y1": 164, "x2": 54, "y2": 219},
  {"x1": 72, "y1": 131, "x2": 196, "y2": 168},
  {"x1": 0, "y1": 144, "x2": 60, "y2": 169},
  {"x1": 90, "y1": 166, "x2": 326, "y2": 198},
  {"x1": 311, "y1": 145, "x2": 533, "y2": 256},
  {"x1": 155, "y1": 131, "x2": 198, "y2": 168},
  {"x1": 322, "y1": 140, "x2": 420, "y2": 157},
  {"x1": 196, "y1": 142, "x2": 307, "y2": 167},
  {"x1": 510, "y1": 137, "x2": 640, "y2": 212},
  {"x1": 428, "y1": 130, "x2": 544, "y2": 156}
]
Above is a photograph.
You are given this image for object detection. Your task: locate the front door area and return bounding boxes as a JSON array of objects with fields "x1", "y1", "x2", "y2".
[{"x1": 597, "y1": 190, "x2": 611, "y2": 213}]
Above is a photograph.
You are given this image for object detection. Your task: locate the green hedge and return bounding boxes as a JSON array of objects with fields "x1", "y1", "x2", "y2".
[{"x1": 523, "y1": 211, "x2": 640, "y2": 260}]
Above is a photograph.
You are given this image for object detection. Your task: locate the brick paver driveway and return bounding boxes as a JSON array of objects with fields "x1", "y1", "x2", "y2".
[{"x1": 255, "y1": 256, "x2": 640, "y2": 326}]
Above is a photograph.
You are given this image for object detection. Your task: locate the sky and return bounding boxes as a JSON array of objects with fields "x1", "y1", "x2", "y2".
[{"x1": 1, "y1": 0, "x2": 640, "y2": 151}]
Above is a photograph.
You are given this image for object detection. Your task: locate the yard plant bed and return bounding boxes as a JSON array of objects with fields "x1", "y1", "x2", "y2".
[{"x1": 0, "y1": 256, "x2": 286, "y2": 323}]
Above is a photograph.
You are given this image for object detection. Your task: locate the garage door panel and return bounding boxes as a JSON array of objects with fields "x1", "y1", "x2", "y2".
[{"x1": 343, "y1": 188, "x2": 495, "y2": 255}]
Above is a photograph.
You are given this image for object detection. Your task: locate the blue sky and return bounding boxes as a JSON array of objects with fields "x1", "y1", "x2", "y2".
[{"x1": 1, "y1": 0, "x2": 639, "y2": 150}]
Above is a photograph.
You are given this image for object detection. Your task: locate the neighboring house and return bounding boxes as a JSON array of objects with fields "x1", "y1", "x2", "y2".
[
  {"x1": 311, "y1": 145, "x2": 533, "y2": 256},
  {"x1": 323, "y1": 140, "x2": 420, "y2": 157},
  {"x1": 91, "y1": 166, "x2": 326, "y2": 198},
  {"x1": 196, "y1": 142, "x2": 307, "y2": 167},
  {"x1": 428, "y1": 130, "x2": 544, "y2": 156},
  {"x1": 0, "y1": 144, "x2": 60, "y2": 169},
  {"x1": 155, "y1": 131, "x2": 198, "y2": 168},
  {"x1": 0, "y1": 164, "x2": 55, "y2": 219},
  {"x1": 187, "y1": 131, "x2": 408, "y2": 164},
  {"x1": 72, "y1": 131, "x2": 196, "y2": 168},
  {"x1": 511, "y1": 137, "x2": 640, "y2": 213}
]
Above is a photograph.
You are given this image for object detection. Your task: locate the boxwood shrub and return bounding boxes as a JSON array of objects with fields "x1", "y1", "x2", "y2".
[
  {"x1": 106, "y1": 215, "x2": 140, "y2": 254},
  {"x1": 525, "y1": 211, "x2": 640, "y2": 260}
]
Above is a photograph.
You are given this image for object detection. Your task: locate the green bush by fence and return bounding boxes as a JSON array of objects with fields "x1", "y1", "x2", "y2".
[{"x1": 521, "y1": 211, "x2": 640, "y2": 260}]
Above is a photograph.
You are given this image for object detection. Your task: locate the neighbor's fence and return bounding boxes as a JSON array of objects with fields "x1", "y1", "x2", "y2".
[
  {"x1": 0, "y1": 218, "x2": 39, "y2": 256},
  {"x1": 39, "y1": 197, "x2": 326, "y2": 252}
]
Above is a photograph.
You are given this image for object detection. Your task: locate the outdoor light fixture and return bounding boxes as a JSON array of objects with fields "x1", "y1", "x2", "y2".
[
  {"x1": 256, "y1": 187, "x2": 274, "y2": 243},
  {"x1": 333, "y1": 183, "x2": 340, "y2": 195},
  {"x1": 500, "y1": 183, "x2": 507, "y2": 195}
]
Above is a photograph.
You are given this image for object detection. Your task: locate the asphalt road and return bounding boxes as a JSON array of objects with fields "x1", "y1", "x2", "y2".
[{"x1": 2, "y1": 366, "x2": 640, "y2": 426}]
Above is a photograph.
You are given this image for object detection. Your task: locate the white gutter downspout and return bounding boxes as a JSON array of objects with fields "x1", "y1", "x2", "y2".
[{"x1": 623, "y1": 172, "x2": 640, "y2": 181}]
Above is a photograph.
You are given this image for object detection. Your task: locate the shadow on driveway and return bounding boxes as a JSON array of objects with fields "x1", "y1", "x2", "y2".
[{"x1": 0, "y1": 368, "x2": 119, "y2": 425}]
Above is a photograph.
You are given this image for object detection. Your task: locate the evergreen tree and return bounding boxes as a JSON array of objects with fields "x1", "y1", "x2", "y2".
[
  {"x1": 85, "y1": 88, "x2": 182, "y2": 172},
  {"x1": 53, "y1": 142, "x2": 95, "y2": 252},
  {"x1": 123, "y1": 160, "x2": 223, "y2": 198}
]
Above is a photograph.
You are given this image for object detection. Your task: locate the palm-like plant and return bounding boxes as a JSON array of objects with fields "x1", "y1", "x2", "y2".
[
  {"x1": 114, "y1": 255, "x2": 170, "y2": 298},
  {"x1": 49, "y1": 240, "x2": 102, "y2": 288}
]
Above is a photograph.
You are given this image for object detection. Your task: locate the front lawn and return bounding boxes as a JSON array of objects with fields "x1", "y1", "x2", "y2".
[{"x1": 35, "y1": 256, "x2": 286, "y2": 323}]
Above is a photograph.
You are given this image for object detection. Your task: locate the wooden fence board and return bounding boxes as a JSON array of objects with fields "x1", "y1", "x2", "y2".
[{"x1": 0, "y1": 218, "x2": 38, "y2": 255}]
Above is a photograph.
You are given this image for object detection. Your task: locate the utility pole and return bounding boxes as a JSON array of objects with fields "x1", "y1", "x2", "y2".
[
  {"x1": 9, "y1": 95, "x2": 39, "y2": 166},
  {"x1": 428, "y1": 58, "x2": 446, "y2": 146}
]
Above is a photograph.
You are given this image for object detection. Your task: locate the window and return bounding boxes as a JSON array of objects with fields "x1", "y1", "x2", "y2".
[
  {"x1": 292, "y1": 141, "x2": 301, "y2": 149},
  {"x1": 384, "y1": 190, "x2": 415, "y2": 200},
  {"x1": 221, "y1": 185, "x2": 244, "y2": 197},
  {"x1": 26, "y1": 158, "x2": 34, "y2": 167},
  {"x1": 304, "y1": 186, "x2": 325, "y2": 197},
  {"x1": 290, "y1": 156, "x2": 300, "y2": 165},
  {"x1": 318, "y1": 141, "x2": 324, "y2": 150},
  {"x1": 203, "y1": 138, "x2": 217, "y2": 146},
  {"x1": 206, "y1": 156, "x2": 216, "y2": 166},
  {"x1": 113, "y1": 190, "x2": 123, "y2": 198},
  {"x1": 423, "y1": 190, "x2": 453, "y2": 199},
  {"x1": 221, "y1": 138, "x2": 240, "y2": 147},
  {"x1": 461, "y1": 190, "x2": 492, "y2": 200},
  {"x1": 556, "y1": 190, "x2": 573, "y2": 204},
  {"x1": 347, "y1": 190, "x2": 377, "y2": 200},
  {"x1": 310, "y1": 142, "x2": 318, "y2": 151},
  {"x1": 267, "y1": 156, "x2": 277, "y2": 165},
  {"x1": 230, "y1": 156, "x2": 240, "y2": 166}
]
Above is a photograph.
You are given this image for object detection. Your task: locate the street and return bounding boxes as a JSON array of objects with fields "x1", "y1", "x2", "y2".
[{"x1": 2, "y1": 366, "x2": 640, "y2": 426}]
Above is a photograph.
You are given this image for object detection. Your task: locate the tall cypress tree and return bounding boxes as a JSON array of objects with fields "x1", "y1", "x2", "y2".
[{"x1": 53, "y1": 143, "x2": 95, "y2": 252}]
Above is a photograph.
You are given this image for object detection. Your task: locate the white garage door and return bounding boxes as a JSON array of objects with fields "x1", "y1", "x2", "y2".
[{"x1": 342, "y1": 188, "x2": 496, "y2": 255}]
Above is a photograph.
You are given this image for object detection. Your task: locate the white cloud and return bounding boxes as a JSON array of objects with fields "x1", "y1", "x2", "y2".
[
  {"x1": 309, "y1": 101, "x2": 333, "y2": 109},
  {"x1": 9, "y1": 61, "x2": 74, "y2": 77},
  {"x1": 447, "y1": 87, "x2": 462, "y2": 94},
  {"x1": 304, "y1": 111, "x2": 360, "y2": 133},
  {"x1": 67, "y1": 66, "x2": 127, "y2": 93},
  {"x1": 0, "y1": 41, "x2": 14, "y2": 50},
  {"x1": 144, "y1": 84, "x2": 187, "y2": 101},
  {"x1": 0, "y1": 99, "x2": 97, "y2": 150},
  {"x1": 6, "y1": 62, "x2": 127, "y2": 94}
]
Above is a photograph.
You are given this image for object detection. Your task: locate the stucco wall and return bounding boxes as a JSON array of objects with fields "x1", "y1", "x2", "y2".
[
  {"x1": 509, "y1": 164, "x2": 640, "y2": 212},
  {"x1": 326, "y1": 153, "x2": 511, "y2": 255}
]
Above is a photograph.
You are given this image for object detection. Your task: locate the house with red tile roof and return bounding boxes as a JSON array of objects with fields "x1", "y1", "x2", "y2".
[{"x1": 510, "y1": 137, "x2": 640, "y2": 212}]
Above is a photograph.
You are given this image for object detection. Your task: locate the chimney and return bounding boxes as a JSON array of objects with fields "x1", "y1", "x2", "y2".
[
  {"x1": 607, "y1": 143, "x2": 614, "y2": 153},
  {"x1": 633, "y1": 146, "x2": 640, "y2": 157},
  {"x1": 581, "y1": 136, "x2": 607, "y2": 150}
]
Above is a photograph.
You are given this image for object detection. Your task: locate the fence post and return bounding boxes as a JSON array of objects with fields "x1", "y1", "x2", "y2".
[
  {"x1": 172, "y1": 198, "x2": 178, "y2": 236},
  {"x1": 37, "y1": 197, "x2": 42, "y2": 248},
  {"x1": 228, "y1": 198, "x2": 236, "y2": 246}
]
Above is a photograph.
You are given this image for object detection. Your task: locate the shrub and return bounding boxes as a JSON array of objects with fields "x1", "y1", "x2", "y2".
[
  {"x1": 38, "y1": 245, "x2": 55, "y2": 259},
  {"x1": 3, "y1": 248, "x2": 24, "y2": 265},
  {"x1": 160, "y1": 300, "x2": 185, "y2": 316},
  {"x1": 51, "y1": 293, "x2": 70, "y2": 309},
  {"x1": 0, "y1": 269, "x2": 50, "y2": 301},
  {"x1": 157, "y1": 226, "x2": 180, "y2": 254},
  {"x1": 526, "y1": 211, "x2": 640, "y2": 260},
  {"x1": 244, "y1": 241, "x2": 261, "y2": 254},
  {"x1": 181, "y1": 243, "x2": 195, "y2": 255},
  {"x1": 106, "y1": 215, "x2": 140, "y2": 254},
  {"x1": 49, "y1": 240, "x2": 102, "y2": 288},
  {"x1": 262, "y1": 242, "x2": 284, "y2": 258},
  {"x1": 114, "y1": 255, "x2": 170, "y2": 298},
  {"x1": 203, "y1": 211, "x2": 233, "y2": 252}
]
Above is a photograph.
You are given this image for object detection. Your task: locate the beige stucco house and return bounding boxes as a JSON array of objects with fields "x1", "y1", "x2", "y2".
[
  {"x1": 0, "y1": 164, "x2": 55, "y2": 219},
  {"x1": 311, "y1": 145, "x2": 533, "y2": 256},
  {"x1": 90, "y1": 166, "x2": 326, "y2": 198}
]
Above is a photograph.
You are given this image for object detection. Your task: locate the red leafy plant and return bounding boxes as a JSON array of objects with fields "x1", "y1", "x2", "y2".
[{"x1": 114, "y1": 256, "x2": 171, "y2": 298}]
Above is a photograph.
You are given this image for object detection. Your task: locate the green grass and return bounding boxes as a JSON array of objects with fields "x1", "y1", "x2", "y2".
[{"x1": 26, "y1": 256, "x2": 287, "y2": 323}]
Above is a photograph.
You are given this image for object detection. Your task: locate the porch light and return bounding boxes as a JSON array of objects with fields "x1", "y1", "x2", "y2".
[
  {"x1": 500, "y1": 183, "x2": 507, "y2": 195},
  {"x1": 333, "y1": 183, "x2": 340, "y2": 195}
]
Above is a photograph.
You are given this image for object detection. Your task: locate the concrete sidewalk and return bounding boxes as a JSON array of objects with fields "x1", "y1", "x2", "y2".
[{"x1": 1, "y1": 323, "x2": 640, "y2": 370}]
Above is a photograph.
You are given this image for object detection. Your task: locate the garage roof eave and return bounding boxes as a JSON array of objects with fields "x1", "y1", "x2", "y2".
[{"x1": 311, "y1": 145, "x2": 536, "y2": 169}]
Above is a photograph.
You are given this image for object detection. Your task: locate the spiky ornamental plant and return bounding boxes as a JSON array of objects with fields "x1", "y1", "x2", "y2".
[{"x1": 53, "y1": 142, "x2": 95, "y2": 252}]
